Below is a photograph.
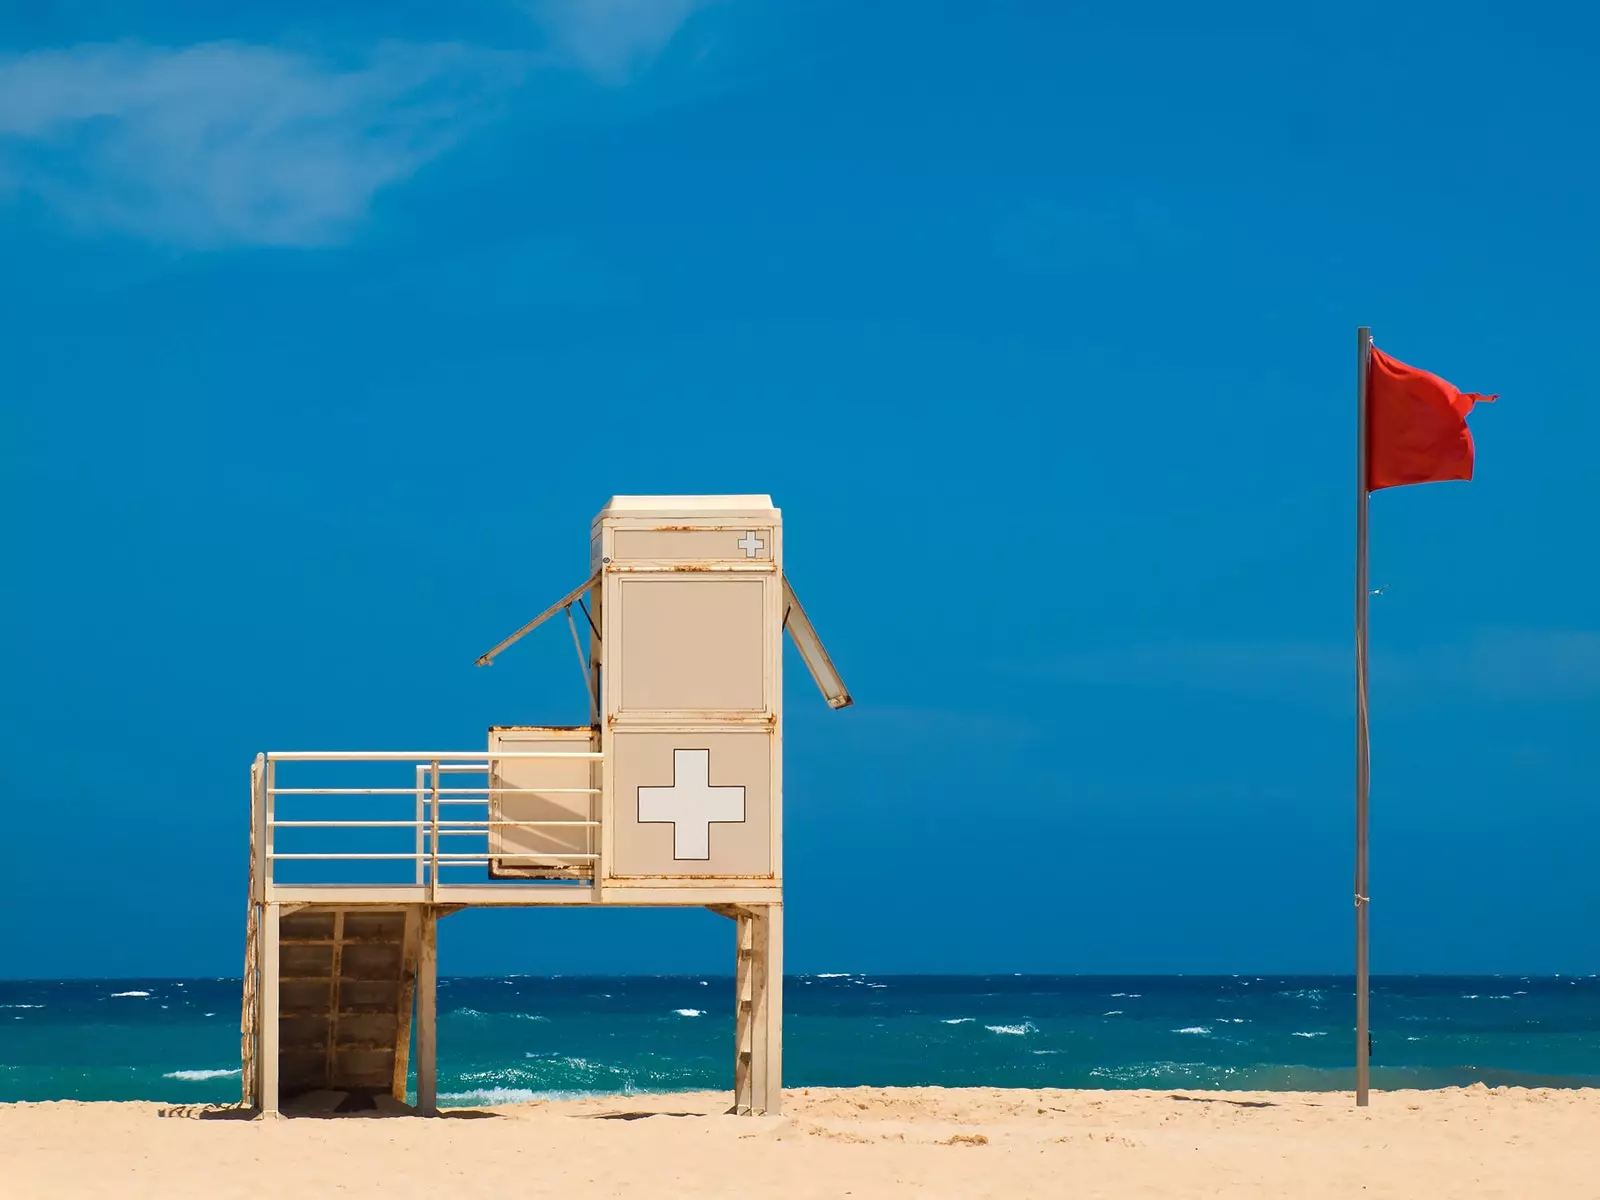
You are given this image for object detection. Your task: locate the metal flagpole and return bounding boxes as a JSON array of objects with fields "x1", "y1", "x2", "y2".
[{"x1": 1354, "y1": 325, "x2": 1373, "y2": 1107}]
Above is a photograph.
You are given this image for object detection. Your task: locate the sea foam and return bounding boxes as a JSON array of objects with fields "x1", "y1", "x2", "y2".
[{"x1": 165, "y1": 1068, "x2": 241, "y2": 1081}]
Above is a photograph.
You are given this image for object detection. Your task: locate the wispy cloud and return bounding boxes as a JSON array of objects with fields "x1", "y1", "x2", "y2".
[
  {"x1": 0, "y1": 40, "x2": 526, "y2": 247},
  {"x1": 532, "y1": 0, "x2": 718, "y2": 83},
  {"x1": 0, "y1": 4, "x2": 720, "y2": 246}
]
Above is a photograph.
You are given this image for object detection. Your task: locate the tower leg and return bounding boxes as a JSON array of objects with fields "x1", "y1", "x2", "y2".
[
  {"x1": 258, "y1": 902, "x2": 280, "y2": 1118},
  {"x1": 416, "y1": 908, "x2": 439, "y2": 1115},
  {"x1": 754, "y1": 904, "x2": 783, "y2": 1116}
]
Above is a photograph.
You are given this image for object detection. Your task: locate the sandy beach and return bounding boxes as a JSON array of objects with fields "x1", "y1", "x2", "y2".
[{"x1": 4, "y1": 1085, "x2": 1597, "y2": 1199}]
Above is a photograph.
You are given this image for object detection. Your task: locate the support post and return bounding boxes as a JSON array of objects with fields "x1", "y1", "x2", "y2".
[
  {"x1": 1355, "y1": 324, "x2": 1373, "y2": 1108},
  {"x1": 258, "y1": 902, "x2": 280, "y2": 1118},
  {"x1": 761, "y1": 904, "x2": 783, "y2": 1116},
  {"x1": 416, "y1": 908, "x2": 439, "y2": 1115}
]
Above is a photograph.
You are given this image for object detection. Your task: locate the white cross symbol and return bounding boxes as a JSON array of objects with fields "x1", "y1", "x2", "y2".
[
  {"x1": 637, "y1": 749, "x2": 746, "y2": 860},
  {"x1": 737, "y1": 530, "x2": 764, "y2": 558}
]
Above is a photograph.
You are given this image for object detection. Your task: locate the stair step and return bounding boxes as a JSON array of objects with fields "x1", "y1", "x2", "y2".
[{"x1": 263, "y1": 905, "x2": 419, "y2": 1100}]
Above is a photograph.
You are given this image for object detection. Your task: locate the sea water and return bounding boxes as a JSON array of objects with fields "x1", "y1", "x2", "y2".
[{"x1": 2, "y1": 975, "x2": 1597, "y2": 1106}]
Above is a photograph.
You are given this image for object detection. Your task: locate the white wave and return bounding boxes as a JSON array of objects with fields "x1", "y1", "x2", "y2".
[
  {"x1": 941, "y1": 1017, "x2": 975, "y2": 1025},
  {"x1": 439, "y1": 1087, "x2": 543, "y2": 1105},
  {"x1": 1103, "y1": 1010, "x2": 1123, "y2": 1016},
  {"x1": 1031, "y1": 1050, "x2": 1061, "y2": 1056},
  {"x1": 1221, "y1": 1018, "x2": 1246, "y2": 1024},
  {"x1": 673, "y1": 1009, "x2": 704, "y2": 1017},
  {"x1": 453, "y1": 1008, "x2": 487, "y2": 1017},
  {"x1": 1461, "y1": 994, "x2": 1479, "y2": 1000},
  {"x1": 699, "y1": 981, "x2": 709, "y2": 986},
  {"x1": 986, "y1": 1022, "x2": 1035, "y2": 1036},
  {"x1": 165, "y1": 1068, "x2": 241, "y2": 1081},
  {"x1": 1292, "y1": 1031, "x2": 1326, "y2": 1038},
  {"x1": 0, "y1": 1004, "x2": 42, "y2": 1009},
  {"x1": 814, "y1": 973, "x2": 851, "y2": 979},
  {"x1": 866, "y1": 983, "x2": 887, "y2": 989},
  {"x1": 203, "y1": 1013, "x2": 216, "y2": 1018},
  {"x1": 512, "y1": 1014, "x2": 549, "y2": 1022},
  {"x1": 1174, "y1": 1026, "x2": 1211, "y2": 1035},
  {"x1": 109, "y1": 990, "x2": 151, "y2": 998}
]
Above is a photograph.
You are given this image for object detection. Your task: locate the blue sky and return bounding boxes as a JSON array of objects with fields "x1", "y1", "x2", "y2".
[{"x1": 2, "y1": 0, "x2": 1596, "y2": 979}]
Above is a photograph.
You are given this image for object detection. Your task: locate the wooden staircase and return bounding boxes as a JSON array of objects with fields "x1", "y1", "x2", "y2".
[{"x1": 269, "y1": 908, "x2": 422, "y2": 1106}]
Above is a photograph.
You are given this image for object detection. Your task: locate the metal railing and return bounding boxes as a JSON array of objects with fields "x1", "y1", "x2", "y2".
[{"x1": 253, "y1": 750, "x2": 604, "y2": 895}]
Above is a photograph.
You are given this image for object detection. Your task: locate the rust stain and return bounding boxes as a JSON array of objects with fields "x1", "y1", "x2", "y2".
[
  {"x1": 489, "y1": 725, "x2": 594, "y2": 734},
  {"x1": 608, "y1": 874, "x2": 778, "y2": 881}
]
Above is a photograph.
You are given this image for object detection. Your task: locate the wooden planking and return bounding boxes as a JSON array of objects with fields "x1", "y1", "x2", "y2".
[
  {"x1": 323, "y1": 910, "x2": 346, "y2": 1092},
  {"x1": 267, "y1": 905, "x2": 419, "y2": 1102},
  {"x1": 733, "y1": 913, "x2": 753, "y2": 1114}
]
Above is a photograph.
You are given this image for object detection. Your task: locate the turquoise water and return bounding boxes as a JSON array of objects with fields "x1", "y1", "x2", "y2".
[{"x1": 3, "y1": 974, "x2": 1597, "y2": 1105}]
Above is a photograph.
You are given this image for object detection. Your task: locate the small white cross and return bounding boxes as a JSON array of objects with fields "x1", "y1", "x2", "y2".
[
  {"x1": 736, "y1": 530, "x2": 764, "y2": 558},
  {"x1": 637, "y1": 749, "x2": 746, "y2": 860}
]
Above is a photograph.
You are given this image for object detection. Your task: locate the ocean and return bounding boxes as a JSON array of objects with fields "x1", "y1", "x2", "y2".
[{"x1": 3, "y1": 974, "x2": 1597, "y2": 1106}]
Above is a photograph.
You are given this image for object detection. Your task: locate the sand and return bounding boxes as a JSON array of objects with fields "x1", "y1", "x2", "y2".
[{"x1": 3, "y1": 1085, "x2": 1596, "y2": 1198}]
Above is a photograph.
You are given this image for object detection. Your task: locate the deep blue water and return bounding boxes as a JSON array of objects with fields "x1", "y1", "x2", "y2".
[{"x1": 2, "y1": 975, "x2": 1597, "y2": 1106}]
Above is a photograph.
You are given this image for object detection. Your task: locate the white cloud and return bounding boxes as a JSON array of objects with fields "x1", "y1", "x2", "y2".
[
  {"x1": 533, "y1": 0, "x2": 716, "y2": 83},
  {"x1": 0, "y1": 40, "x2": 526, "y2": 247}
]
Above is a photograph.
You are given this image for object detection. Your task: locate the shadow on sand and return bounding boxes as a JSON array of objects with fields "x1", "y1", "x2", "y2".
[
  {"x1": 1166, "y1": 1093, "x2": 1278, "y2": 1109},
  {"x1": 158, "y1": 1090, "x2": 498, "y2": 1121}
]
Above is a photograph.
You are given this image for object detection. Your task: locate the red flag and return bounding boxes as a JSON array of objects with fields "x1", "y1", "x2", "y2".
[{"x1": 1366, "y1": 345, "x2": 1496, "y2": 491}]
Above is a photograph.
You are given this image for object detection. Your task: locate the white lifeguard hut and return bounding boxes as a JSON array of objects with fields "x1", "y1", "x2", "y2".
[{"x1": 240, "y1": 495, "x2": 849, "y2": 1118}]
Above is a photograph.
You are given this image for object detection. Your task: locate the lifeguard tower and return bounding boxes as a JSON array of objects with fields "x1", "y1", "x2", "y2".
[{"x1": 240, "y1": 495, "x2": 850, "y2": 1117}]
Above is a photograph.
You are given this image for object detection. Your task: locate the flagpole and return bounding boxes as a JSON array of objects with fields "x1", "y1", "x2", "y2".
[{"x1": 1355, "y1": 325, "x2": 1373, "y2": 1107}]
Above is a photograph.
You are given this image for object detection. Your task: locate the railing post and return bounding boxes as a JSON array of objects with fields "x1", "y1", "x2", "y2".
[
  {"x1": 414, "y1": 765, "x2": 425, "y2": 887},
  {"x1": 428, "y1": 760, "x2": 441, "y2": 903},
  {"x1": 252, "y1": 755, "x2": 268, "y2": 902},
  {"x1": 264, "y1": 758, "x2": 276, "y2": 897}
]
